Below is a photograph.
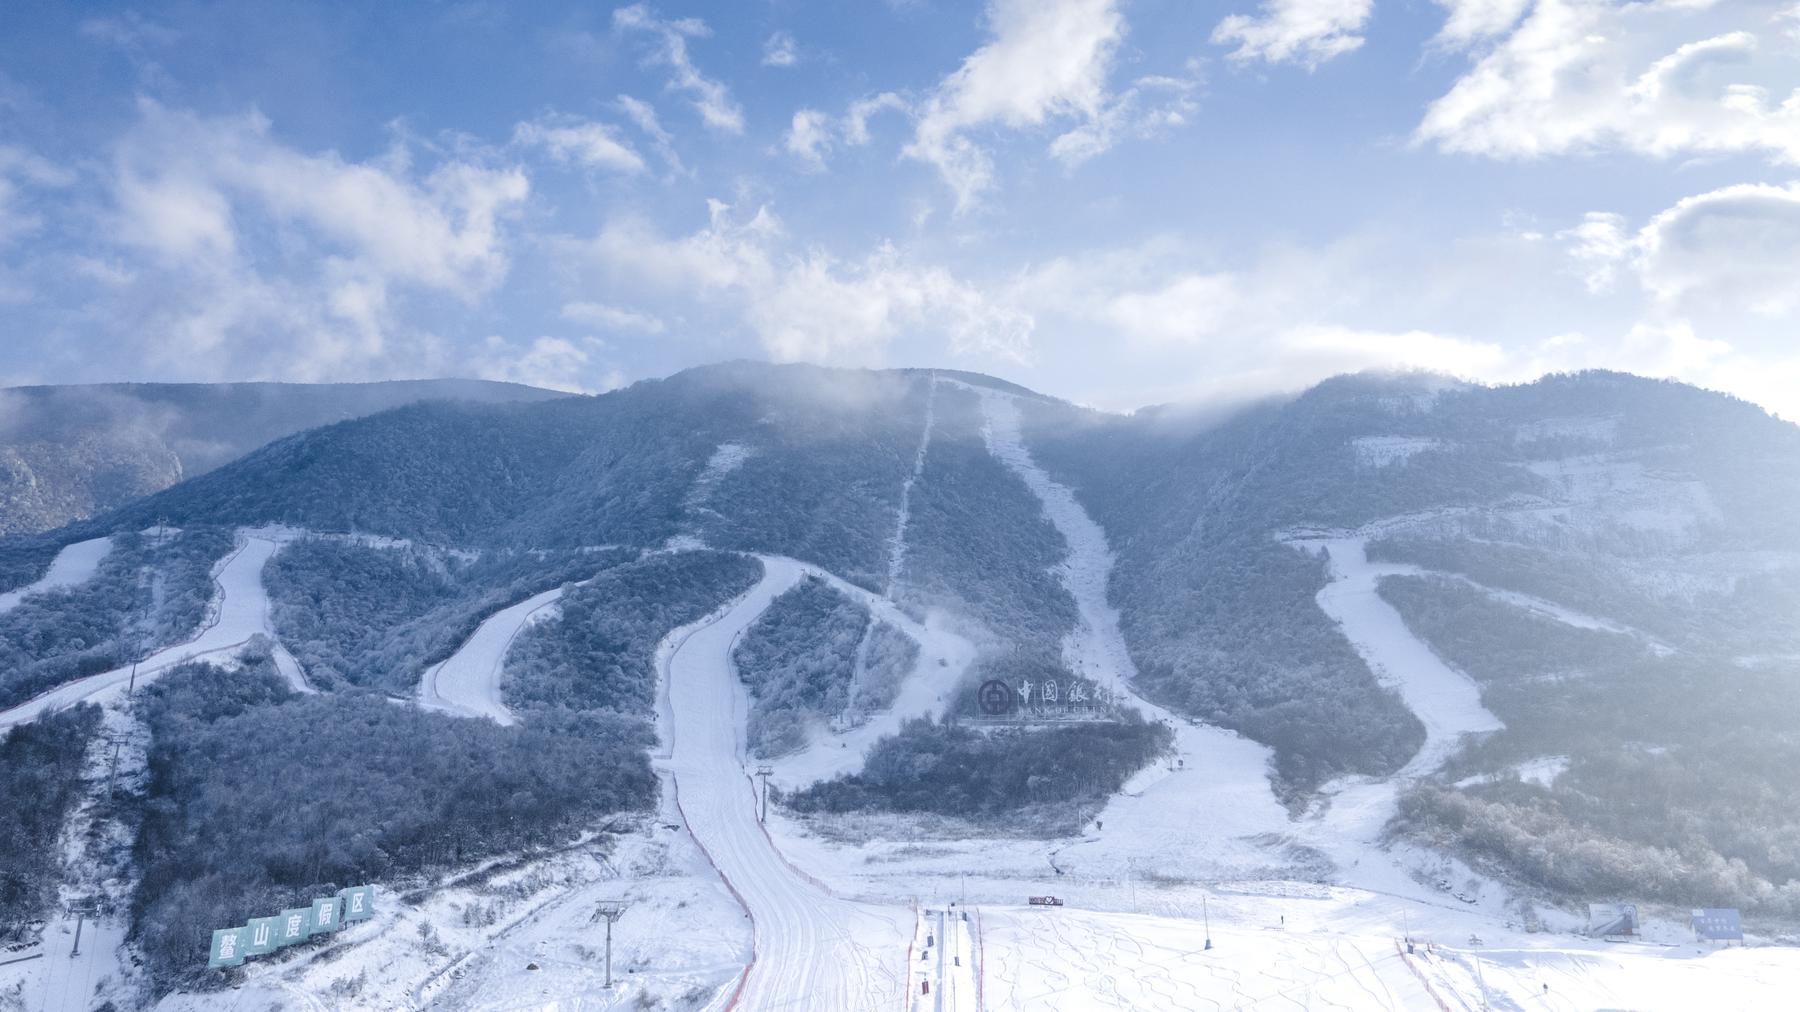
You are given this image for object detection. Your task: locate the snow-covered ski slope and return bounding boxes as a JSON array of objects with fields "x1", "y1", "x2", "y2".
[
  {"x1": 0, "y1": 528, "x2": 309, "y2": 730},
  {"x1": 1300, "y1": 536, "x2": 1504, "y2": 779},
  {"x1": 661, "y1": 553, "x2": 913, "y2": 1010},
  {"x1": 416, "y1": 585, "x2": 565, "y2": 726},
  {"x1": 0, "y1": 535, "x2": 113, "y2": 613},
  {"x1": 969, "y1": 385, "x2": 1290, "y2": 877}
]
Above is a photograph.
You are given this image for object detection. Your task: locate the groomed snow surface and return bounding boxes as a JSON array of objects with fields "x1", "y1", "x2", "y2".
[
  {"x1": 416, "y1": 586, "x2": 566, "y2": 726},
  {"x1": 662, "y1": 554, "x2": 913, "y2": 1010},
  {"x1": 0, "y1": 536, "x2": 113, "y2": 613}
]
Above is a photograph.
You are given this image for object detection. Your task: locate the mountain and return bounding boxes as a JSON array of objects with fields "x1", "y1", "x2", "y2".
[
  {"x1": 0, "y1": 379, "x2": 567, "y2": 536},
  {"x1": 6, "y1": 361, "x2": 1800, "y2": 927}
]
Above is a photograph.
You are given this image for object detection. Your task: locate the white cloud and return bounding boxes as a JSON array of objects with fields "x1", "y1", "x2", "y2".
[
  {"x1": 559, "y1": 300, "x2": 666, "y2": 334},
  {"x1": 114, "y1": 101, "x2": 528, "y2": 292},
  {"x1": 616, "y1": 94, "x2": 685, "y2": 174},
  {"x1": 781, "y1": 93, "x2": 909, "y2": 171},
  {"x1": 763, "y1": 31, "x2": 799, "y2": 68},
  {"x1": 1634, "y1": 182, "x2": 1800, "y2": 314},
  {"x1": 1101, "y1": 273, "x2": 1240, "y2": 344},
  {"x1": 580, "y1": 201, "x2": 1031, "y2": 363},
  {"x1": 845, "y1": 93, "x2": 909, "y2": 146},
  {"x1": 1557, "y1": 183, "x2": 1800, "y2": 316},
  {"x1": 513, "y1": 115, "x2": 645, "y2": 173},
  {"x1": 785, "y1": 109, "x2": 834, "y2": 169},
  {"x1": 0, "y1": 146, "x2": 75, "y2": 246},
  {"x1": 613, "y1": 5, "x2": 744, "y2": 134},
  {"x1": 904, "y1": 0, "x2": 1127, "y2": 208},
  {"x1": 1432, "y1": 0, "x2": 1532, "y2": 46},
  {"x1": 1556, "y1": 211, "x2": 1633, "y2": 292},
  {"x1": 1212, "y1": 0, "x2": 1373, "y2": 68},
  {"x1": 470, "y1": 335, "x2": 620, "y2": 393},
  {"x1": 98, "y1": 100, "x2": 528, "y2": 380},
  {"x1": 79, "y1": 12, "x2": 178, "y2": 52},
  {"x1": 1048, "y1": 73, "x2": 1201, "y2": 167},
  {"x1": 1279, "y1": 324, "x2": 1508, "y2": 376},
  {"x1": 1420, "y1": 0, "x2": 1800, "y2": 163}
]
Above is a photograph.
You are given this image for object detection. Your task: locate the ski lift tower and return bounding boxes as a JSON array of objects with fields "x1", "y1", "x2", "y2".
[
  {"x1": 754, "y1": 765, "x2": 775, "y2": 822},
  {"x1": 592, "y1": 900, "x2": 629, "y2": 988}
]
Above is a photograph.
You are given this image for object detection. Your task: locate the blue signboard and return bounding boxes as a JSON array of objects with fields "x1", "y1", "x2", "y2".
[
  {"x1": 309, "y1": 896, "x2": 341, "y2": 936},
  {"x1": 338, "y1": 884, "x2": 375, "y2": 922},
  {"x1": 207, "y1": 927, "x2": 248, "y2": 968},
  {"x1": 244, "y1": 916, "x2": 281, "y2": 957},
  {"x1": 1692, "y1": 908, "x2": 1743, "y2": 941},
  {"x1": 208, "y1": 885, "x2": 376, "y2": 969},
  {"x1": 277, "y1": 908, "x2": 311, "y2": 947}
]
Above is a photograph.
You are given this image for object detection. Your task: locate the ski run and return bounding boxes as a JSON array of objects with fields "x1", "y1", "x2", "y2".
[
  {"x1": 416, "y1": 586, "x2": 565, "y2": 726},
  {"x1": 0, "y1": 536, "x2": 113, "y2": 614}
]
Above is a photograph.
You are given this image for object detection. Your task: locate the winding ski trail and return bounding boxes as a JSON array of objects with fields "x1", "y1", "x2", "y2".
[
  {"x1": 0, "y1": 529, "x2": 309, "y2": 730},
  {"x1": 661, "y1": 554, "x2": 913, "y2": 1011},
  {"x1": 416, "y1": 586, "x2": 565, "y2": 726}
]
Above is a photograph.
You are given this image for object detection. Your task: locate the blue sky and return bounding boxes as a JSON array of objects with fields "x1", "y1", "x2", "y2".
[{"x1": 2, "y1": 0, "x2": 1798, "y2": 415}]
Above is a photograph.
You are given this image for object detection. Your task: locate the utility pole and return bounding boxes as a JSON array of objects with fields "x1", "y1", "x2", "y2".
[
  {"x1": 1203, "y1": 895, "x2": 1213, "y2": 951},
  {"x1": 754, "y1": 765, "x2": 774, "y2": 823},
  {"x1": 592, "y1": 901, "x2": 629, "y2": 989}
]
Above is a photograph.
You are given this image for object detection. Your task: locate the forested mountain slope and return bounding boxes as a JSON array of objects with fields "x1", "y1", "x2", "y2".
[
  {"x1": 0, "y1": 379, "x2": 563, "y2": 536},
  {"x1": 6, "y1": 362, "x2": 1799, "y2": 913}
]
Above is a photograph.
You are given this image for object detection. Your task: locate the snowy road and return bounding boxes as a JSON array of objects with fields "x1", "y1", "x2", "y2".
[
  {"x1": 0, "y1": 529, "x2": 308, "y2": 730},
  {"x1": 662, "y1": 554, "x2": 913, "y2": 1011},
  {"x1": 0, "y1": 535, "x2": 113, "y2": 613},
  {"x1": 417, "y1": 585, "x2": 566, "y2": 725}
]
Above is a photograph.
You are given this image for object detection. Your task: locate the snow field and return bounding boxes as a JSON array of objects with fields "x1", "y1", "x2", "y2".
[
  {"x1": 148, "y1": 804, "x2": 751, "y2": 1012},
  {"x1": 0, "y1": 536, "x2": 113, "y2": 614}
]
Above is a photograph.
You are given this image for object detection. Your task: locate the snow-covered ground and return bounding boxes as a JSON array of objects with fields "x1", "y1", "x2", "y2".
[
  {"x1": 0, "y1": 536, "x2": 113, "y2": 614},
  {"x1": 146, "y1": 806, "x2": 751, "y2": 1012},
  {"x1": 659, "y1": 553, "x2": 913, "y2": 1010},
  {"x1": 416, "y1": 586, "x2": 566, "y2": 726},
  {"x1": 0, "y1": 528, "x2": 309, "y2": 731},
  {"x1": 973, "y1": 901, "x2": 1800, "y2": 1012},
  {"x1": 1352, "y1": 436, "x2": 1444, "y2": 468}
]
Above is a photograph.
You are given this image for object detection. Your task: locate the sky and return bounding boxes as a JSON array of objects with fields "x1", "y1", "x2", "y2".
[{"x1": 1, "y1": 0, "x2": 1798, "y2": 416}]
